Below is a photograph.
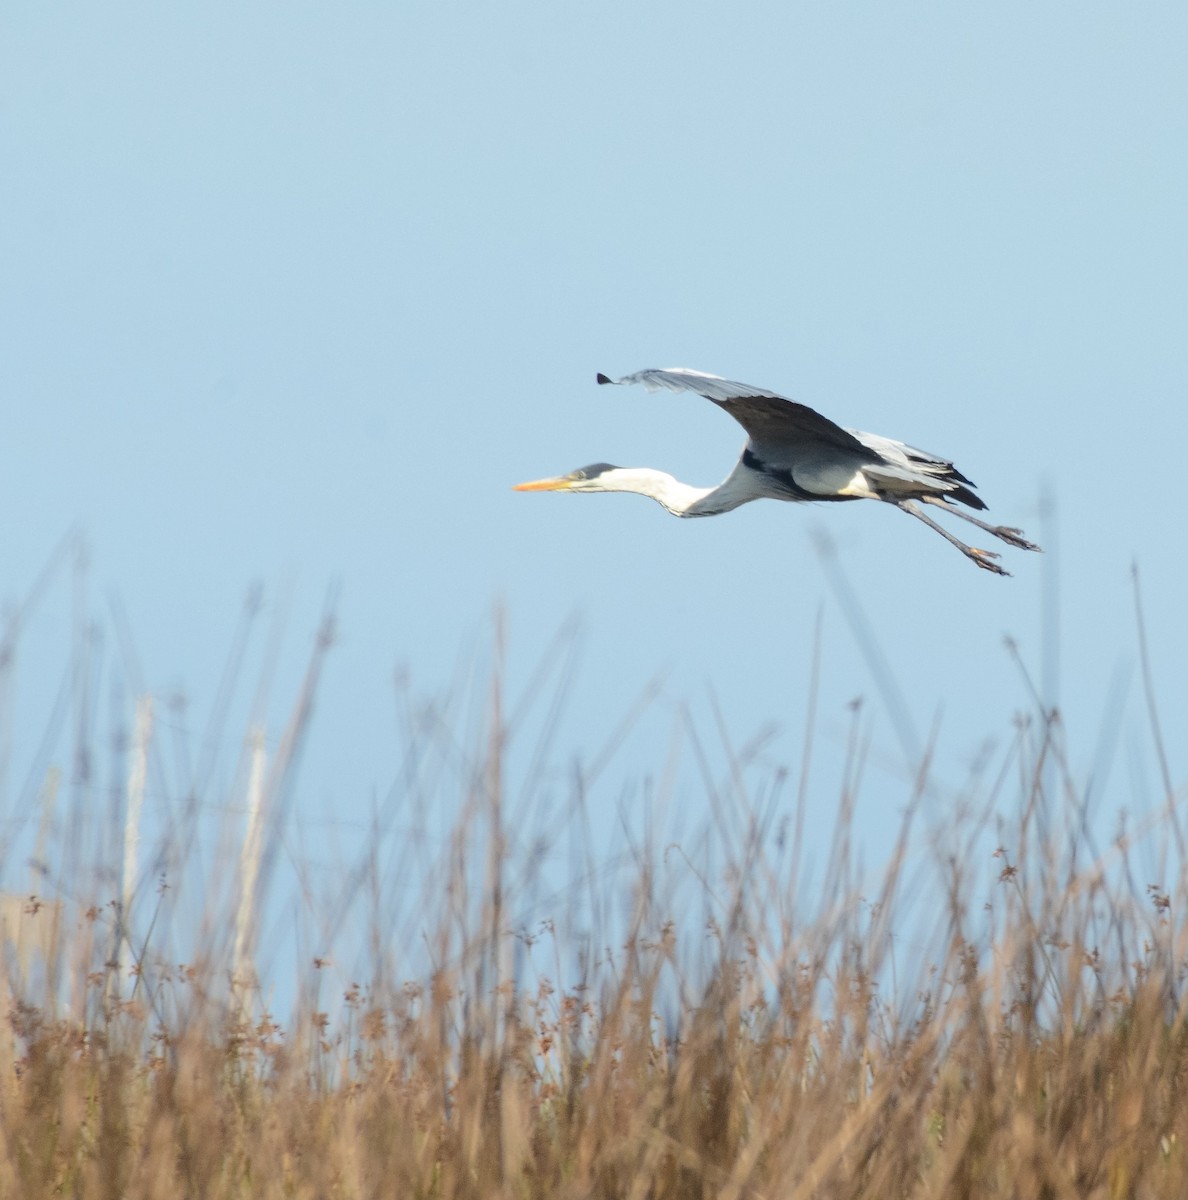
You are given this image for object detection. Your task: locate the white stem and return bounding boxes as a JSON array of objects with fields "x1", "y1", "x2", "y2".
[
  {"x1": 233, "y1": 726, "x2": 268, "y2": 1012},
  {"x1": 118, "y1": 695, "x2": 153, "y2": 992}
]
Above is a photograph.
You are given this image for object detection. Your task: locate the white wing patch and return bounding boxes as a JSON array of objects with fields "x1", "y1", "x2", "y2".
[{"x1": 794, "y1": 462, "x2": 879, "y2": 500}]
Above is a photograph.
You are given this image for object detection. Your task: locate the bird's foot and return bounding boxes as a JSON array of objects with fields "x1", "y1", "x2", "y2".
[
  {"x1": 968, "y1": 547, "x2": 1011, "y2": 576},
  {"x1": 992, "y1": 525, "x2": 1042, "y2": 552}
]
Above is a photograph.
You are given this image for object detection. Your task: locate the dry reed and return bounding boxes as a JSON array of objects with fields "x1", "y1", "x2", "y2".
[{"x1": 1, "y1": 594, "x2": 1185, "y2": 1199}]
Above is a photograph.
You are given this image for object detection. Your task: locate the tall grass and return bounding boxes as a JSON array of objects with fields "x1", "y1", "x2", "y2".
[{"x1": 1, "y1": 568, "x2": 1186, "y2": 1197}]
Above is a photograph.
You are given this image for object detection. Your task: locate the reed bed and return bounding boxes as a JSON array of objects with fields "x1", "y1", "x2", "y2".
[{"x1": 1, "y1": 590, "x2": 1185, "y2": 1198}]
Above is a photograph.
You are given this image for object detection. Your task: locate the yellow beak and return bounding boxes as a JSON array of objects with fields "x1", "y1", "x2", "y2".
[{"x1": 512, "y1": 475, "x2": 574, "y2": 492}]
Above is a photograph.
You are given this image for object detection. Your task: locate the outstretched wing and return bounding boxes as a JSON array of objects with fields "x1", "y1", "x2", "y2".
[
  {"x1": 596, "y1": 367, "x2": 876, "y2": 461},
  {"x1": 596, "y1": 367, "x2": 988, "y2": 509}
]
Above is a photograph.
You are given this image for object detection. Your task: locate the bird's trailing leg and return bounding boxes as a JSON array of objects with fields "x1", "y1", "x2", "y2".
[
  {"x1": 921, "y1": 496, "x2": 1041, "y2": 552},
  {"x1": 895, "y1": 500, "x2": 1010, "y2": 575}
]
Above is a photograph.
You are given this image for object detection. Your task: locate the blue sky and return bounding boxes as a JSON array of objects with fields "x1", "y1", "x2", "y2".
[{"x1": 3, "y1": 4, "x2": 1186, "y2": 978}]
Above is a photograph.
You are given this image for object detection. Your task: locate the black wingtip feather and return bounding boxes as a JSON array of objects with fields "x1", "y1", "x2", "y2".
[
  {"x1": 950, "y1": 483, "x2": 987, "y2": 511},
  {"x1": 595, "y1": 372, "x2": 613, "y2": 385}
]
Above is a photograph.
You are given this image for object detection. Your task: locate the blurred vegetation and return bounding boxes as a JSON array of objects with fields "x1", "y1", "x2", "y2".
[{"x1": 1, "y1": 561, "x2": 1185, "y2": 1198}]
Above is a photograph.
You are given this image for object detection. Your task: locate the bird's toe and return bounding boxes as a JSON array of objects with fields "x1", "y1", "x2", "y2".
[
  {"x1": 969, "y1": 547, "x2": 1010, "y2": 576},
  {"x1": 992, "y1": 525, "x2": 1042, "y2": 552}
]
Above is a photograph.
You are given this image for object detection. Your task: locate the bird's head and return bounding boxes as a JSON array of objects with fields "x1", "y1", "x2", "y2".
[{"x1": 513, "y1": 462, "x2": 622, "y2": 493}]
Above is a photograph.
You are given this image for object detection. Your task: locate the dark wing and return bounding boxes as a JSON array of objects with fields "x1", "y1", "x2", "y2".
[
  {"x1": 596, "y1": 367, "x2": 877, "y2": 462},
  {"x1": 596, "y1": 367, "x2": 988, "y2": 509}
]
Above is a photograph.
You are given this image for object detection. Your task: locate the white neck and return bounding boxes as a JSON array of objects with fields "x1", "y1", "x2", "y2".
[{"x1": 590, "y1": 466, "x2": 757, "y2": 517}]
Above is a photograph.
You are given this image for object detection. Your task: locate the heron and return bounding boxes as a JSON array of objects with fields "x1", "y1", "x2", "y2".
[{"x1": 514, "y1": 367, "x2": 1040, "y2": 575}]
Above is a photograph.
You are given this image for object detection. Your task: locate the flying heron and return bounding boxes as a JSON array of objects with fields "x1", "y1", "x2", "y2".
[{"x1": 514, "y1": 367, "x2": 1039, "y2": 575}]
